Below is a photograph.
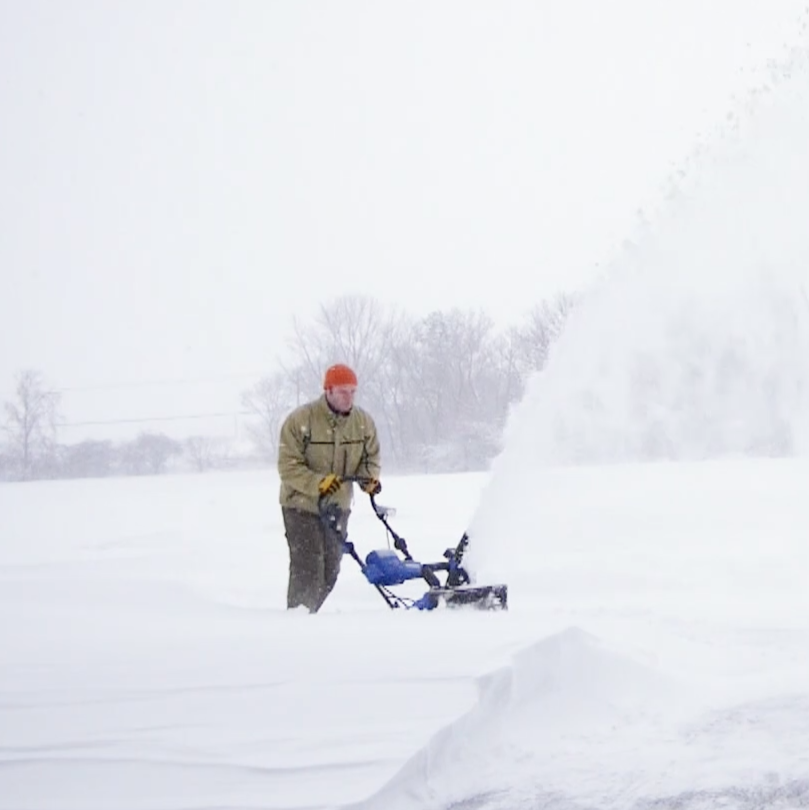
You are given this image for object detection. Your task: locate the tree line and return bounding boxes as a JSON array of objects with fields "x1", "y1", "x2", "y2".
[
  {"x1": 0, "y1": 370, "x2": 238, "y2": 482},
  {"x1": 240, "y1": 293, "x2": 575, "y2": 471},
  {"x1": 1, "y1": 293, "x2": 575, "y2": 482}
]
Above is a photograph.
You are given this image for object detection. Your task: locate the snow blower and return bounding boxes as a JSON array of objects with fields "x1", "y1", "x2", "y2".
[{"x1": 319, "y1": 478, "x2": 508, "y2": 611}]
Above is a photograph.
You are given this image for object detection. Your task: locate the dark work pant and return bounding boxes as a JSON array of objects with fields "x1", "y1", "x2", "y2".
[{"x1": 282, "y1": 507, "x2": 347, "y2": 613}]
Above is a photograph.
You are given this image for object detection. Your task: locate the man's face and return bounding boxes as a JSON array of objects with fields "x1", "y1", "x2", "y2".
[{"x1": 326, "y1": 384, "x2": 357, "y2": 413}]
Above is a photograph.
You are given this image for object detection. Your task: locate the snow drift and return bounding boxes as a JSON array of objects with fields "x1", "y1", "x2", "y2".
[
  {"x1": 343, "y1": 628, "x2": 679, "y2": 810},
  {"x1": 343, "y1": 627, "x2": 809, "y2": 810}
]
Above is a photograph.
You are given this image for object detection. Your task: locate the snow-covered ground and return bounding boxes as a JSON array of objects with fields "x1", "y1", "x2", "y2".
[
  {"x1": 2, "y1": 463, "x2": 809, "y2": 810},
  {"x1": 5, "y1": 4, "x2": 809, "y2": 810}
]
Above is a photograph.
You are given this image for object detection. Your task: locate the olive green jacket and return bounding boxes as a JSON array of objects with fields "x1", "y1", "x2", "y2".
[{"x1": 277, "y1": 395, "x2": 381, "y2": 515}]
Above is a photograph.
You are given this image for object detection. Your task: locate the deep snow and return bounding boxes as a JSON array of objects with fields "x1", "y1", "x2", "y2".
[{"x1": 2, "y1": 464, "x2": 809, "y2": 810}]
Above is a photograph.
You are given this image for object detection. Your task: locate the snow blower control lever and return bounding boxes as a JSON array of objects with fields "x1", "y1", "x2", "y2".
[{"x1": 318, "y1": 476, "x2": 508, "y2": 611}]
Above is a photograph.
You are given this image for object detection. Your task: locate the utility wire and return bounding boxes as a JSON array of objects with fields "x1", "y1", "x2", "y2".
[
  {"x1": 53, "y1": 372, "x2": 267, "y2": 393},
  {"x1": 61, "y1": 411, "x2": 251, "y2": 428}
]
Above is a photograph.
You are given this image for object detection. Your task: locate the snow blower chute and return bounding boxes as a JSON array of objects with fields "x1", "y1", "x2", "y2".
[{"x1": 319, "y1": 478, "x2": 508, "y2": 611}]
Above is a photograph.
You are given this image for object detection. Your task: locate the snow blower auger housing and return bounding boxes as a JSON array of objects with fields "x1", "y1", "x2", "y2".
[{"x1": 319, "y1": 478, "x2": 508, "y2": 611}]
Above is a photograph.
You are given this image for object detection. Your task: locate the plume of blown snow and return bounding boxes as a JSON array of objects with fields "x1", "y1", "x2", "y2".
[{"x1": 497, "y1": 33, "x2": 809, "y2": 470}]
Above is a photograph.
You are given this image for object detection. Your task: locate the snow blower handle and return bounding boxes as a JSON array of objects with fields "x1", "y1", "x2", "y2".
[
  {"x1": 343, "y1": 475, "x2": 381, "y2": 496},
  {"x1": 342, "y1": 476, "x2": 413, "y2": 559},
  {"x1": 343, "y1": 475, "x2": 384, "y2": 504}
]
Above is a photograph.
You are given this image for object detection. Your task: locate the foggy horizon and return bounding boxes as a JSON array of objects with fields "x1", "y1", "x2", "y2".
[{"x1": 3, "y1": 1, "x2": 807, "y2": 438}]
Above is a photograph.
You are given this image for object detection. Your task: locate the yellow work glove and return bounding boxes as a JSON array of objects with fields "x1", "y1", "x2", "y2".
[
  {"x1": 361, "y1": 478, "x2": 382, "y2": 495},
  {"x1": 318, "y1": 473, "x2": 342, "y2": 496}
]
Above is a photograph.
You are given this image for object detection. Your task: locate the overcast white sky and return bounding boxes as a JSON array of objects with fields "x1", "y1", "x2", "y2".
[{"x1": 1, "y1": 1, "x2": 805, "y2": 434}]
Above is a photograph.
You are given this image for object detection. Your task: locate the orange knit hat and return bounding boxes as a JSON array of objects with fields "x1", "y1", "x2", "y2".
[{"x1": 323, "y1": 363, "x2": 358, "y2": 389}]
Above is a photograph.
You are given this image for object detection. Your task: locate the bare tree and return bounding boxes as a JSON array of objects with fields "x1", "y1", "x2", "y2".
[
  {"x1": 0, "y1": 448, "x2": 12, "y2": 481},
  {"x1": 285, "y1": 295, "x2": 405, "y2": 395},
  {"x1": 184, "y1": 435, "x2": 232, "y2": 472},
  {"x1": 58, "y1": 439, "x2": 117, "y2": 480},
  {"x1": 282, "y1": 294, "x2": 412, "y2": 465},
  {"x1": 120, "y1": 432, "x2": 181, "y2": 476},
  {"x1": 511, "y1": 292, "x2": 578, "y2": 377},
  {"x1": 490, "y1": 328, "x2": 528, "y2": 414},
  {"x1": 237, "y1": 291, "x2": 579, "y2": 473},
  {"x1": 241, "y1": 371, "x2": 298, "y2": 461},
  {"x1": 406, "y1": 308, "x2": 496, "y2": 446},
  {"x1": 2, "y1": 369, "x2": 61, "y2": 480}
]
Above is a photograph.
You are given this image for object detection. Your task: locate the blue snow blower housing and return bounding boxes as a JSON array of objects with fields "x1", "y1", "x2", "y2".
[
  {"x1": 362, "y1": 549, "x2": 423, "y2": 586},
  {"x1": 319, "y1": 478, "x2": 508, "y2": 611}
]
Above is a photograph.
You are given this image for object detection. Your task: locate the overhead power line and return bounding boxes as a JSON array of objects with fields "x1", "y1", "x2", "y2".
[
  {"x1": 53, "y1": 372, "x2": 268, "y2": 394},
  {"x1": 61, "y1": 410, "x2": 251, "y2": 428}
]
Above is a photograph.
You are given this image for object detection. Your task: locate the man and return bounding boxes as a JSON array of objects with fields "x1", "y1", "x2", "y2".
[{"x1": 277, "y1": 363, "x2": 381, "y2": 612}]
